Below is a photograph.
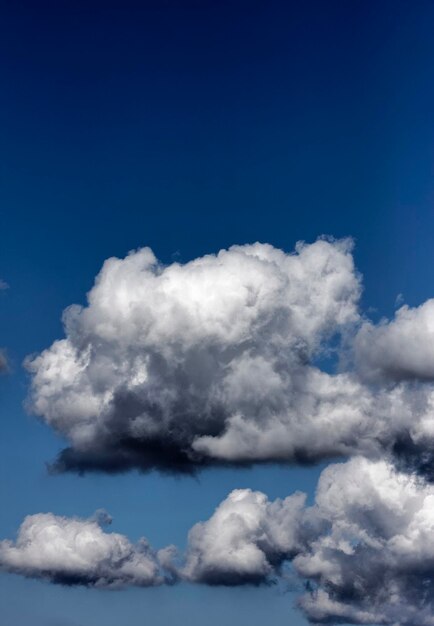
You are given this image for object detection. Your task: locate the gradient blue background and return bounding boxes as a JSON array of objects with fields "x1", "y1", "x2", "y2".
[{"x1": 1, "y1": 1, "x2": 434, "y2": 624}]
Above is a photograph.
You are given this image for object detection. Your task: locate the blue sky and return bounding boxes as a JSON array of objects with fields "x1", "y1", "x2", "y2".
[{"x1": 1, "y1": 1, "x2": 434, "y2": 625}]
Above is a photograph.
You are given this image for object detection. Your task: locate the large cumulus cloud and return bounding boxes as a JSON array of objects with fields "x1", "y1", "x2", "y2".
[
  {"x1": 26, "y1": 238, "x2": 365, "y2": 473},
  {"x1": 25, "y1": 237, "x2": 434, "y2": 477},
  {"x1": 0, "y1": 511, "x2": 165, "y2": 588}
]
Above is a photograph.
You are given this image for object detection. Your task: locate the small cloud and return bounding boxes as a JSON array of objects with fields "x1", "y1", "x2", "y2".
[
  {"x1": 0, "y1": 511, "x2": 164, "y2": 588},
  {"x1": 0, "y1": 279, "x2": 9, "y2": 291}
]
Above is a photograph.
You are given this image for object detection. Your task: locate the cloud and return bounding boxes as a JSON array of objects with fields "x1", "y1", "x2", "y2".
[
  {"x1": 0, "y1": 279, "x2": 9, "y2": 291},
  {"x1": 295, "y1": 457, "x2": 434, "y2": 625},
  {"x1": 3, "y1": 459, "x2": 434, "y2": 624},
  {"x1": 26, "y1": 238, "x2": 363, "y2": 474},
  {"x1": 0, "y1": 511, "x2": 165, "y2": 588},
  {"x1": 354, "y1": 300, "x2": 434, "y2": 383},
  {"x1": 24, "y1": 237, "x2": 434, "y2": 480},
  {"x1": 12, "y1": 237, "x2": 434, "y2": 624},
  {"x1": 180, "y1": 457, "x2": 434, "y2": 625},
  {"x1": 182, "y1": 488, "x2": 309, "y2": 585}
]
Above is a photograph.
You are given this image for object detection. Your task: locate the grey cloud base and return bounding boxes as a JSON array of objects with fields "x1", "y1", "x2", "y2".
[
  {"x1": 4, "y1": 458, "x2": 434, "y2": 626},
  {"x1": 25, "y1": 238, "x2": 434, "y2": 478}
]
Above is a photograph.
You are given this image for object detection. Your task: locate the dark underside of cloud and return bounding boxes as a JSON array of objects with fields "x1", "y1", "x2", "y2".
[
  {"x1": 50, "y1": 439, "x2": 203, "y2": 475},
  {"x1": 50, "y1": 434, "x2": 340, "y2": 476}
]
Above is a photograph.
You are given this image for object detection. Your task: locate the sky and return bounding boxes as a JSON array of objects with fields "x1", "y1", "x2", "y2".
[{"x1": 1, "y1": 1, "x2": 434, "y2": 625}]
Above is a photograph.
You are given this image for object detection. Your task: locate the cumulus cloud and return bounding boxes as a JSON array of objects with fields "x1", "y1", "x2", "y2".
[
  {"x1": 4, "y1": 459, "x2": 434, "y2": 624},
  {"x1": 13, "y1": 237, "x2": 434, "y2": 624},
  {"x1": 295, "y1": 457, "x2": 434, "y2": 625},
  {"x1": 24, "y1": 237, "x2": 434, "y2": 479},
  {"x1": 181, "y1": 457, "x2": 434, "y2": 625},
  {"x1": 26, "y1": 238, "x2": 364, "y2": 474},
  {"x1": 0, "y1": 511, "x2": 165, "y2": 588},
  {"x1": 182, "y1": 488, "x2": 310, "y2": 585}
]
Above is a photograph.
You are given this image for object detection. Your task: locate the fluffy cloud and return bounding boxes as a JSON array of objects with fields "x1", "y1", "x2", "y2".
[
  {"x1": 182, "y1": 488, "x2": 309, "y2": 585},
  {"x1": 0, "y1": 511, "x2": 165, "y2": 588},
  {"x1": 355, "y1": 300, "x2": 434, "y2": 382},
  {"x1": 24, "y1": 237, "x2": 434, "y2": 479},
  {"x1": 26, "y1": 238, "x2": 364, "y2": 473},
  {"x1": 181, "y1": 457, "x2": 434, "y2": 625},
  {"x1": 13, "y1": 237, "x2": 434, "y2": 625},
  {"x1": 295, "y1": 457, "x2": 434, "y2": 625},
  {"x1": 3, "y1": 459, "x2": 434, "y2": 624}
]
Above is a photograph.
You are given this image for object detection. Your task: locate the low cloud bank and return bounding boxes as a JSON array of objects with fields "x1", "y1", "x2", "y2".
[{"x1": 3, "y1": 458, "x2": 434, "y2": 625}]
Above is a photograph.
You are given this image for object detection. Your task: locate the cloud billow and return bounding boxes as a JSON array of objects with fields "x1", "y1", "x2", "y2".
[
  {"x1": 181, "y1": 457, "x2": 434, "y2": 625},
  {"x1": 26, "y1": 238, "x2": 363, "y2": 473},
  {"x1": 24, "y1": 237, "x2": 434, "y2": 480},
  {"x1": 182, "y1": 487, "x2": 309, "y2": 586},
  {"x1": 0, "y1": 511, "x2": 166, "y2": 588}
]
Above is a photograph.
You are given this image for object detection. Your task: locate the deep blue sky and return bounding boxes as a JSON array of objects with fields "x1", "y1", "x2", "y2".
[{"x1": 0, "y1": 1, "x2": 434, "y2": 624}]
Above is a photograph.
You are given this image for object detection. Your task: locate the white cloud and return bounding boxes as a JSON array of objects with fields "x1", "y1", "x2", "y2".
[
  {"x1": 295, "y1": 457, "x2": 434, "y2": 625},
  {"x1": 23, "y1": 237, "x2": 434, "y2": 481},
  {"x1": 355, "y1": 300, "x2": 434, "y2": 382},
  {"x1": 26, "y1": 238, "x2": 363, "y2": 473},
  {"x1": 182, "y1": 488, "x2": 308, "y2": 585},
  {"x1": 3, "y1": 459, "x2": 434, "y2": 624},
  {"x1": 180, "y1": 457, "x2": 434, "y2": 625},
  {"x1": 0, "y1": 512, "x2": 164, "y2": 588}
]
